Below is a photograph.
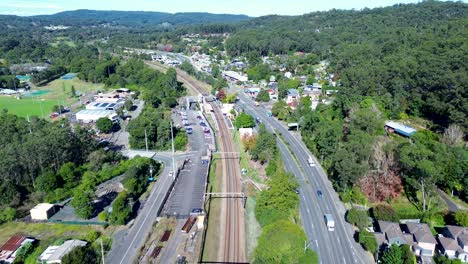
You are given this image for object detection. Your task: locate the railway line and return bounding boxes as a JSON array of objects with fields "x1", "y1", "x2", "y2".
[{"x1": 145, "y1": 61, "x2": 246, "y2": 262}]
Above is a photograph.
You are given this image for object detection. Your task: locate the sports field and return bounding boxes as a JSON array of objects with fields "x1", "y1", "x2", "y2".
[{"x1": 0, "y1": 78, "x2": 105, "y2": 118}]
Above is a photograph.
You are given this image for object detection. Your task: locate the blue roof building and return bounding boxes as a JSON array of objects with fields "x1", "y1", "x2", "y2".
[{"x1": 385, "y1": 121, "x2": 417, "y2": 137}]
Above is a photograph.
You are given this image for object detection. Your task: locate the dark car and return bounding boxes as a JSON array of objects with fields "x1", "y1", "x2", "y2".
[
  {"x1": 317, "y1": 190, "x2": 323, "y2": 197},
  {"x1": 200, "y1": 122, "x2": 206, "y2": 127},
  {"x1": 191, "y1": 208, "x2": 203, "y2": 215},
  {"x1": 294, "y1": 188, "x2": 300, "y2": 194}
]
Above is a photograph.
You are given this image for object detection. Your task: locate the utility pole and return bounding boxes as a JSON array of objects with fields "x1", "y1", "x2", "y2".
[
  {"x1": 100, "y1": 238, "x2": 105, "y2": 264},
  {"x1": 170, "y1": 120, "x2": 175, "y2": 179},
  {"x1": 27, "y1": 114, "x2": 32, "y2": 134},
  {"x1": 145, "y1": 129, "x2": 148, "y2": 152}
]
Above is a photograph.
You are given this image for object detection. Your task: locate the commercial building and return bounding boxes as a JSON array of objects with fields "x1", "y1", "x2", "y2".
[
  {"x1": 39, "y1": 240, "x2": 87, "y2": 264},
  {"x1": 30, "y1": 203, "x2": 56, "y2": 220},
  {"x1": 76, "y1": 109, "x2": 118, "y2": 123},
  {"x1": 0, "y1": 235, "x2": 35, "y2": 263},
  {"x1": 222, "y1": 71, "x2": 248, "y2": 82}
]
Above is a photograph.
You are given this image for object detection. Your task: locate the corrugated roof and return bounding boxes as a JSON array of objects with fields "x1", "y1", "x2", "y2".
[
  {"x1": 385, "y1": 121, "x2": 417, "y2": 136},
  {"x1": 0, "y1": 235, "x2": 26, "y2": 252}
]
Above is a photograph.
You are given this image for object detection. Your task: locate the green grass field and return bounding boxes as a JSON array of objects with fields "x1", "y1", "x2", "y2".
[
  {"x1": 0, "y1": 78, "x2": 105, "y2": 118},
  {"x1": 0, "y1": 96, "x2": 57, "y2": 118}
]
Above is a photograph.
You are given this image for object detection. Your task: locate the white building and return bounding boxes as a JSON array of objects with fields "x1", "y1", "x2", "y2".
[
  {"x1": 76, "y1": 109, "x2": 118, "y2": 123},
  {"x1": 39, "y1": 240, "x2": 87, "y2": 264},
  {"x1": 222, "y1": 71, "x2": 248, "y2": 82},
  {"x1": 30, "y1": 203, "x2": 56, "y2": 220}
]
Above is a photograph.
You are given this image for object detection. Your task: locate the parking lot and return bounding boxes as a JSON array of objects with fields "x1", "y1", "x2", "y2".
[{"x1": 162, "y1": 110, "x2": 211, "y2": 217}]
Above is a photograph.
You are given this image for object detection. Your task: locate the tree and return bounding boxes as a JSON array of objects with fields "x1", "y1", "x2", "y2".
[
  {"x1": 108, "y1": 192, "x2": 131, "y2": 225},
  {"x1": 358, "y1": 229, "x2": 378, "y2": 254},
  {"x1": 346, "y1": 208, "x2": 369, "y2": 230},
  {"x1": 124, "y1": 99, "x2": 133, "y2": 111},
  {"x1": 71, "y1": 186, "x2": 94, "y2": 219},
  {"x1": 372, "y1": 203, "x2": 398, "y2": 222},
  {"x1": 216, "y1": 89, "x2": 226, "y2": 101},
  {"x1": 254, "y1": 220, "x2": 317, "y2": 264},
  {"x1": 380, "y1": 244, "x2": 403, "y2": 264},
  {"x1": 96, "y1": 117, "x2": 113, "y2": 133},
  {"x1": 454, "y1": 211, "x2": 468, "y2": 227},
  {"x1": 401, "y1": 244, "x2": 415, "y2": 264},
  {"x1": 70, "y1": 85, "x2": 76, "y2": 97},
  {"x1": 235, "y1": 112, "x2": 255, "y2": 129},
  {"x1": 62, "y1": 246, "x2": 97, "y2": 264},
  {"x1": 256, "y1": 89, "x2": 270, "y2": 102},
  {"x1": 52, "y1": 105, "x2": 65, "y2": 114}
]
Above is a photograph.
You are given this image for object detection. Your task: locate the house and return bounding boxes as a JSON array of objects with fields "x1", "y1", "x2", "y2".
[
  {"x1": 286, "y1": 89, "x2": 300, "y2": 105},
  {"x1": 438, "y1": 237, "x2": 463, "y2": 260},
  {"x1": 376, "y1": 221, "x2": 411, "y2": 246},
  {"x1": 297, "y1": 76, "x2": 308, "y2": 84},
  {"x1": 442, "y1": 225, "x2": 468, "y2": 262},
  {"x1": 385, "y1": 121, "x2": 417, "y2": 137},
  {"x1": 0, "y1": 235, "x2": 35, "y2": 263},
  {"x1": 405, "y1": 223, "x2": 437, "y2": 257},
  {"x1": 39, "y1": 240, "x2": 87, "y2": 264},
  {"x1": 30, "y1": 203, "x2": 56, "y2": 220},
  {"x1": 221, "y1": 103, "x2": 235, "y2": 119},
  {"x1": 267, "y1": 89, "x2": 278, "y2": 100}
]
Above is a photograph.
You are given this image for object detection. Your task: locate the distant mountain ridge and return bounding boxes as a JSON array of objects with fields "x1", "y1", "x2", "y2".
[{"x1": 28, "y1": 9, "x2": 251, "y2": 27}]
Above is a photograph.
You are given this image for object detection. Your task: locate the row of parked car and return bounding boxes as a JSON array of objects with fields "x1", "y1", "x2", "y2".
[{"x1": 182, "y1": 111, "x2": 211, "y2": 138}]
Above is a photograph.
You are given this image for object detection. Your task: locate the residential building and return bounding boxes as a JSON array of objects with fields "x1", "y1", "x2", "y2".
[
  {"x1": 0, "y1": 235, "x2": 35, "y2": 263},
  {"x1": 405, "y1": 223, "x2": 437, "y2": 257},
  {"x1": 39, "y1": 240, "x2": 87, "y2": 264},
  {"x1": 441, "y1": 225, "x2": 468, "y2": 262},
  {"x1": 286, "y1": 89, "x2": 300, "y2": 106},
  {"x1": 376, "y1": 221, "x2": 410, "y2": 246},
  {"x1": 30, "y1": 203, "x2": 56, "y2": 220}
]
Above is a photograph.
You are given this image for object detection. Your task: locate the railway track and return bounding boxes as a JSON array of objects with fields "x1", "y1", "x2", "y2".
[{"x1": 145, "y1": 61, "x2": 245, "y2": 262}]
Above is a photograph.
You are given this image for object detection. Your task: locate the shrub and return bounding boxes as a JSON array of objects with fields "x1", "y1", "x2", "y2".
[
  {"x1": 454, "y1": 211, "x2": 468, "y2": 227},
  {"x1": 82, "y1": 230, "x2": 100, "y2": 243},
  {"x1": 96, "y1": 117, "x2": 113, "y2": 133},
  {"x1": 372, "y1": 203, "x2": 398, "y2": 222},
  {"x1": 358, "y1": 229, "x2": 378, "y2": 254},
  {"x1": 98, "y1": 211, "x2": 108, "y2": 222},
  {"x1": 346, "y1": 208, "x2": 369, "y2": 230}
]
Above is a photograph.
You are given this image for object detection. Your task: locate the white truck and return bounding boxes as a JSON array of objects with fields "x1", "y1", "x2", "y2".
[
  {"x1": 308, "y1": 156, "x2": 315, "y2": 167},
  {"x1": 325, "y1": 214, "x2": 335, "y2": 231}
]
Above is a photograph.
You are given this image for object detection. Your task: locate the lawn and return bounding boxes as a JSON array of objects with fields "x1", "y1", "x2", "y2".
[
  {"x1": 0, "y1": 78, "x2": 105, "y2": 118},
  {"x1": 0, "y1": 96, "x2": 57, "y2": 118}
]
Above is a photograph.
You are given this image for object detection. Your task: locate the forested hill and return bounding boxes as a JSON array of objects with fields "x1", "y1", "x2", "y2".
[
  {"x1": 226, "y1": 1, "x2": 468, "y2": 132},
  {"x1": 14, "y1": 9, "x2": 251, "y2": 27}
]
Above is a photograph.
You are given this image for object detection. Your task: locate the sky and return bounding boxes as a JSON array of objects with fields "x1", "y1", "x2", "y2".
[{"x1": 0, "y1": 0, "x2": 460, "y2": 17}]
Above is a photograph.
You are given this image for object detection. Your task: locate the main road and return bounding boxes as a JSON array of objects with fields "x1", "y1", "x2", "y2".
[{"x1": 237, "y1": 91, "x2": 373, "y2": 264}]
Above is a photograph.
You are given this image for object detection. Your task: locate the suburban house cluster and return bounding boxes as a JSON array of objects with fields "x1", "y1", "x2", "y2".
[
  {"x1": 375, "y1": 220, "x2": 468, "y2": 262},
  {"x1": 0, "y1": 234, "x2": 87, "y2": 264},
  {"x1": 75, "y1": 88, "x2": 134, "y2": 124}
]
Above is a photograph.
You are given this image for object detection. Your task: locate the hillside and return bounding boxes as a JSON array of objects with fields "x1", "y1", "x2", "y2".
[
  {"x1": 226, "y1": 1, "x2": 468, "y2": 132},
  {"x1": 26, "y1": 9, "x2": 250, "y2": 27}
]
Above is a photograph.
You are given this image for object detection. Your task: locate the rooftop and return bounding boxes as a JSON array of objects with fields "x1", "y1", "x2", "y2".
[
  {"x1": 39, "y1": 240, "x2": 87, "y2": 263},
  {"x1": 76, "y1": 109, "x2": 114, "y2": 116},
  {"x1": 385, "y1": 121, "x2": 417, "y2": 137},
  {"x1": 438, "y1": 237, "x2": 460, "y2": 251},
  {"x1": 31, "y1": 203, "x2": 54, "y2": 211},
  {"x1": 0, "y1": 235, "x2": 27, "y2": 253},
  {"x1": 406, "y1": 223, "x2": 437, "y2": 244},
  {"x1": 378, "y1": 221, "x2": 404, "y2": 240}
]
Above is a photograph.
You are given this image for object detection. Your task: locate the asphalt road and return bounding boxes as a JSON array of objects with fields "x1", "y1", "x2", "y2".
[
  {"x1": 237, "y1": 91, "x2": 373, "y2": 264},
  {"x1": 106, "y1": 154, "x2": 174, "y2": 264}
]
